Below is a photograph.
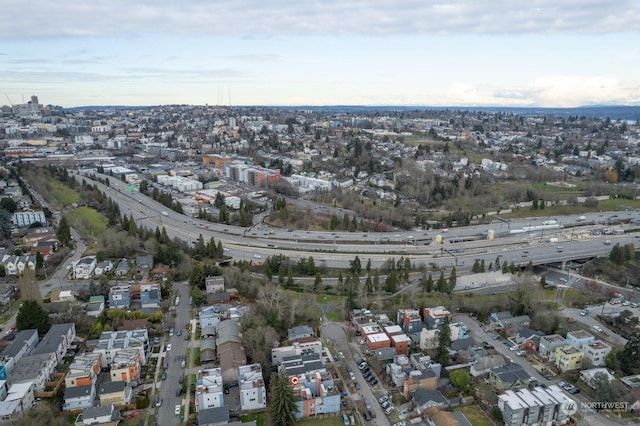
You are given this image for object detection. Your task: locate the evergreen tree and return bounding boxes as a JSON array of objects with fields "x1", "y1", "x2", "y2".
[
  {"x1": 436, "y1": 271, "x2": 446, "y2": 292},
  {"x1": 16, "y1": 301, "x2": 50, "y2": 335},
  {"x1": 435, "y1": 317, "x2": 451, "y2": 366},
  {"x1": 448, "y1": 267, "x2": 457, "y2": 293},
  {"x1": 56, "y1": 215, "x2": 72, "y2": 246},
  {"x1": 269, "y1": 371, "x2": 298, "y2": 426},
  {"x1": 426, "y1": 274, "x2": 434, "y2": 293},
  {"x1": 313, "y1": 273, "x2": 323, "y2": 292}
]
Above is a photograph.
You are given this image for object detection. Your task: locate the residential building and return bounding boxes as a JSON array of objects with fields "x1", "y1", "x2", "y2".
[
  {"x1": 397, "y1": 308, "x2": 422, "y2": 333},
  {"x1": 470, "y1": 354, "x2": 507, "y2": 377},
  {"x1": 135, "y1": 255, "x2": 154, "y2": 273},
  {"x1": 238, "y1": 364, "x2": 267, "y2": 411},
  {"x1": 108, "y1": 285, "x2": 131, "y2": 309},
  {"x1": 92, "y1": 329, "x2": 148, "y2": 367},
  {"x1": 555, "y1": 346, "x2": 584, "y2": 372},
  {"x1": 139, "y1": 283, "x2": 161, "y2": 312},
  {"x1": 217, "y1": 319, "x2": 246, "y2": 382},
  {"x1": 205, "y1": 276, "x2": 225, "y2": 294},
  {"x1": 423, "y1": 306, "x2": 452, "y2": 330},
  {"x1": 280, "y1": 352, "x2": 325, "y2": 378},
  {"x1": 390, "y1": 334, "x2": 410, "y2": 355},
  {"x1": 489, "y1": 311, "x2": 513, "y2": 327},
  {"x1": 63, "y1": 384, "x2": 96, "y2": 411},
  {"x1": 65, "y1": 353, "x2": 103, "y2": 388},
  {"x1": 93, "y1": 260, "x2": 113, "y2": 276},
  {"x1": 12, "y1": 210, "x2": 46, "y2": 227},
  {"x1": 0, "y1": 255, "x2": 35, "y2": 275},
  {"x1": 86, "y1": 295, "x2": 105, "y2": 317},
  {"x1": 197, "y1": 406, "x2": 230, "y2": 426},
  {"x1": 288, "y1": 325, "x2": 315, "y2": 343},
  {"x1": 0, "y1": 382, "x2": 35, "y2": 421},
  {"x1": 195, "y1": 368, "x2": 224, "y2": 412},
  {"x1": 80, "y1": 405, "x2": 120, "y2": 426},
  {"x1": 9, "y1": 353, "x2": 56, "y2": 392},
  {"x1": 73, "y1": 256, "x2": 97, "y2": 279},
  {"x1": 583, "y1": 340, "x2": 612, "y2": 367},
  {"x1": 402, "y1": 369, "x2": 438, "y2": 398},
  {"x1": 292, "y1": 370, "x2": 340, "y2": 419},
  {"x1": 366, "y1": 332, "x2": 390, "y2": 350},
  {"x1": 97, "y1": 380, "x2": 131, "y2": 406},
  {"x1": 114, "y1": 259, "x2": 130, "y2": 276},
  {"x1": 200, "y1": 338, "x2": 216, "y2": 364},
  {"x1": 412, "y1": 389, "x2": 449, "y2": 412},
  {"x1": 538, "y1": 334, "x2": 566, "y2": 361},
  {"x1": 0, "y1": 329, "x2": 38, "y2": 373},
  {"x1": 109, "y1": 349, "x2": 142, "y2": 384},
  {"x1": 271, "y1": 341, "x2": 323, "y2": 366},
  {"x1": 489, "y1": 364, "x2": 532, "y2": 391},
  {"x1": 200, "y1": 305, "x2": 224, "y2": 328},
  {"x1": 498, "y1": 385, "x2": 572, "y2": 426},
  {"x1": 31, "y1": 322, "x2": 76, "y2": 362},
  {"x1": 565, "y1": 330, "x2": 595, "y2": 349}
]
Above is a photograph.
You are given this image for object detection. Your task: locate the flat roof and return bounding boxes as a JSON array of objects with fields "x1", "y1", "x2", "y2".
[{"x1": 368, "y1": 333, "x2": 390, "y2": 343}]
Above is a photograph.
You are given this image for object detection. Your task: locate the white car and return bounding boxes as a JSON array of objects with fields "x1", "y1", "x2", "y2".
[
  {"x1": 175, "y1": 405, "x2": 181, "y2": 415},
  {"x1": 166, "y1": 344, "x2": 172, "y2": 351},
  {"x1": 592, "y1": 325, "x2": 602, "y2": 332}
]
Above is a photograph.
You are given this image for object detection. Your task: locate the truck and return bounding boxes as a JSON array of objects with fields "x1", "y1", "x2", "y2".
[{"x1": 161, "y1": 211, "x2": 169, "y2": 216}]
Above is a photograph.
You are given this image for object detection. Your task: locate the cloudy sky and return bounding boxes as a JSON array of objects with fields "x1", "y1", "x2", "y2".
[{"x1": 2, "y1": 0, "x2": 640, "y2": 107}]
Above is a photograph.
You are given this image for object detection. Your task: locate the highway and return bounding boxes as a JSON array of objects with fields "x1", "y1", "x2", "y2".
[{"x1": 73, "y1": 171, "x2": 640, "y2": 270}]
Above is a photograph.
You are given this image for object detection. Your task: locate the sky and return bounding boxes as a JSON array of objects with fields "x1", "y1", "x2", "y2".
[{"x1": 1, "y1": 0, "x2": 640, "y2": 108}]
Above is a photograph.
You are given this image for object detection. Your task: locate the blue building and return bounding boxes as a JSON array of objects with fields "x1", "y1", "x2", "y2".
[
  {"x1": 292, "y1": 371, "x2": 341, "y2": 419},
  {"x1": 108, "y1": 285, "x2": 131, "y2": 309}
]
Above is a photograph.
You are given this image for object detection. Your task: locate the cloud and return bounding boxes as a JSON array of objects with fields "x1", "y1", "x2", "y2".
[{"x1": 2, "y1": 0, "x2": 639, "y2": 39}]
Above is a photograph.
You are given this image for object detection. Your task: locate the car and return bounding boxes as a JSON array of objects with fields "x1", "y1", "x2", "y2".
[
  {"x1": 185, "y1": 334, "x2": 189, "y2": 340},
  {"x1": 181, "y1": 359, "x2": 186, "y2": 368},
  {"x1": 359, "y1": 362, "x2": 368, "y2": 370},
  {"x1": 179, "y1": 376, "x2": 184, "y2": 384},
  {"x1": 176, "y1": 388, "x2": 183, "y2": 397},
  {"x1": 509, "y1": 345, "x2": 519, "y2": 351},
  {"x1": 175, "y1": 405, "x2": 181, "y2": 415},
  {"x1": 361, "y1": 366, "x2": 370, "y2": 374},
  {"x1": 580, "y1": 310, "x2": 588, "y2": 316},
  {"x1": 604, "y1": 240, "x2": 611, "y2": 245},
  {"x1": 592, "y1": 325, "x2": 602, "y2": 332},
  {"x1": 155, "y1": 397, "x2": 162, "y2": 407},
  {"x1": 392, "y1": 422, "x2": 406, "y2": 426},
  {"x1": 559, "y1": 277, "x2": 568, "y2": 283},
  {"x1": 370, "y1": 410, "x2": 376, "y2": 418},
  {"x1": 364, "y1": 400, "x2": 372, "y2": 410},
  {"x1": 556, "y1": 246, "x2": 563, "y2": 252},
  {"x1": 379, "y1": 396, "x2": 389, "y2": 404},
  {"x1": 516, "y1": 350, "x2": 527, "y2": 356},
  {"x1": 363, "y1": 411, "x2": 371, "y2": 421},
  {"x1": 169, "y1": 328, "x2": 174, "y2": 336},
  {"x1": 349, "y1": 372, "x2": 356, "y2": 380},
  {"x1": 521, "y1": 253, "x2": 528, "y2": 257},
  {"x1": 622, "y1": 301, "x2": 631, "y2": 306},
  {"x1": 385, "y1": 406, "x2": 395, "y2": 415},
  {"x1": 632, "y1": 303, "x2": 639, "y2": 308},
  {"x1": 177, "y1": 329, "x2": 182, "y2": 336},
  {"x1": 161, "y1": 372, "x2": 166, "y2": 381},
  {"x1": 254, "y1": 254, "x2": 262, "y2": 259},
  {"x1": 354, "y1": 382, "x2": 361, "y2": 390},
  {"x1": 381, "y1": 400, "x2": 390, "y2": 409},
  {"x1": 370, "y1": 378, "x2": 378, "y2": 386},
  {"x1": 166, "y1": 344, "x2": 172, "y2": 351},
  {"x1": 568, "y1": 387, "x2": 581, "y2": 394}
]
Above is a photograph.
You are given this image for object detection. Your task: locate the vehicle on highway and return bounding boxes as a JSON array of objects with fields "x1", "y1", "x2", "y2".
[
  {"x1": 254, "y1": 254, "x2": 262, "y2": 259},
  {"x1": 175, "y1": 405, "x2": 181, "y2": 415},
  {"x1": 604, "y1": 239, "x2": 611, "y2": 245},
  {"x1": 556, "y1": 246, "x2": 563, "y2": 252},
  {"x1": 592, "y1": 325, "x2": 603, "y2": 332}
]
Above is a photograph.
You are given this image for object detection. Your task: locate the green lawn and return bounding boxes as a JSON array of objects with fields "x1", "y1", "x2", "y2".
[
  {"x1": 454, "y1": 405, "x2": 492, "y2": 426},
  {"x1": 240, "y1": 413, "x2": 266, "y2": 426},
  {"x1": 47, "y1": 178, "x2": 81, "y2": 204},
  {"x1": 70, "y1": 207, "x2": 109, "y2": 237},
  {"x1": 326, "y1": 311, "x2": 343, "y2": 322},
  {"x1": 192, "y1": 347, "x2": 200, "y2": 366},
  {"x1": 298, "y1": 416, "x2": 344, "y2": 426}
]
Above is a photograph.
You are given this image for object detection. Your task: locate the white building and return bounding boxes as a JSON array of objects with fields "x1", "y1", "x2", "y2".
[
  {"x1": 12, "y1": 211, "x2": 46, "y2": 227},
  {"x1": 0, "y1": 381, "x2": 35, "y2": 421},
  {"x1": 238, "y1": 364, "x2": 267, "y2": 411},
  {"x1": 73, "y1": 256, "x2": 97, "y2": 279},
  {"x1": 195, "y1": 368, "x2": 224, "y2": 412},
  {"x1": 583, "y1": 340, "x2": 612, "y2": 367}
]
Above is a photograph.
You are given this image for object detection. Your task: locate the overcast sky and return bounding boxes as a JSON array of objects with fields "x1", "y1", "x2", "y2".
[{"x1": 2, "y1": 0, "x2": 640, "y2": 108}]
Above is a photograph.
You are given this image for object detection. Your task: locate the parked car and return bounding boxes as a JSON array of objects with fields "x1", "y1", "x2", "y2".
[
  {"x1": 175, "y1": 405, "x2": 181, "y2": 415},
  {"x1": 385, "y1": 406, "x2": 395, "y2": 415},
  {"x1": 354, "y1": 382, "x2": 361, "y2": 390},
  {"x1": 363, "y1": 411, "x2": 371, "y2": 421},
  {"x1": 161, "y1": 372, "x2": 166, "y2": 381},
  {"x1": 370, "y1": 378, "x2": 378, "y2": 386},
  {"x1": 176, "y1": 388, "x2": 182, "y2": 397},
  {"x1": 364, "y1": 400, "x2": 372, "y2": 410}
]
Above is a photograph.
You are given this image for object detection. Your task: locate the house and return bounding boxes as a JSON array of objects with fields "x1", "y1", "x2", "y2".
[
  {"x1": 109, "y1": 349, "x2": 142, "y2": 384},
  {"x1": 195, "y1": 368, "x2": 224, "y2": 412},
  {"x1": 0, "y1": 382, "x2": 35, "y2": 421},
  {"x1": 402, "y1": 370, "x2": 438, "y2": 398},
  {"x1": 291, "y1": 370, "x2": 340, "y2": 419},
  {"x1": 397, "y1": 308, "x2": 423, "y2": 333},
  {"x1": 0, "y1": 329, "x2": 38, "y2": 373},
  {"x1": 98, "y1": 380, "x2": 131, "y2": 406},
  {"x1": 538, "y1": 334, "x2": 566, "y2": 361},
  {"x1": 93, "y1": 260, "x2": 113, "y2": 276},
  {"x1": 63, "y1": 384, "x2": 96, "y2": 411},
  {"x1": 114, "y1": 259, "x2": 130, "y2": 277},
  {"x1": 583, "y1": 340, "x2": 612, "y2": 367},
  {"x1": 501, "y1": 316, "x2": 531, "y2": 335},
  {"x1": 555, "y1": 346, "x2": 584, "y2": 372},
  {"x1": 31, "y1": 322, "x2": 76, "y2": 362},
  {"x1": 135, "y1": 255, "x2": 154, "y2": 273},
  {"x1": 50, "y1": 289, "x2": 77, "y2": 303},
  {"x1": 0, "y1": 255, "x2": 35, "y2": 275},
  {"x1": 140, "y1": 283, "x2": 161, "y2": 312},
  {"x1": 288, "y1": 325, "x2": 315, "y2": 343},
  {"x1": 197, "y1": 406, "x2": 230, "y2": 426},
  {"x1": 238, "y1": 364, "x2": 267, "y2": 411},
  {"x1": 412, "y1": 389, "x2": 449, "y2": 412},
  {"x1": 423, "y1": 306, "x2": 452, "y2": 330},
  {"x1": 470, "y1": 354, "x2": 507, "y2": 377},
  {"x1": 200, "y1": 338, "x2": 216, "y2": 364},
  {"x1": 73, "y1": 256, "x2": 97, "y2": 279},
  {"x1": 65, "y1": 353, "x2": 102, "y2": 388},
  {"x1": 108, "y1": 285, "x2": 131, "y2": 309},
  {"x1": 86, "y1": 295, "x2": 105, "y2": 317},
  {"x1": 9, "y1": 353, "x2": 57, "y2": 392},
  {"x1": 217, "y1": 320, "x2": 246, "y2": 382},
  {"x1": 580, "y1": 368, "x2": 616, "y2": 389},
  {"x1": 374, "y1": 347, "x2": 397, "y2": 364},
  {"x1": 367, "y1": 333, "x2": 390, "y2": 350},
  {"x1": 489, "y1": 311, "x2": 513, "y2": 327},
  {"x1": 200, "y1": 305, "x2": 225, "y2": 328},
  {"x1": 565, "y1": 330, "x2": 595, "y2": 349},
  {"x1": 205, "y1": 276, "x2": 225, "y2": 294},
  {"x1": 80, "y1": 404, "x2": 120, "y2": 426},
  {"x1": 0, "y1": 284, "x2": 16, "y2": 305},
  {"x1": 489, "y1": 364, "x2": 532, "y2": 390}
]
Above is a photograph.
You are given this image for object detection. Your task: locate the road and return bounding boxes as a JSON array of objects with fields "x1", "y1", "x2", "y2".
[
  {"x1": 155, "y1": 282, "x2": 191, "y2": 426},
  {"x1": 320, "y1": 322, "x2": 390, "y2": 425},
  {"x1": 454, "y1": 314, "x2": 628, "y2": 426}
]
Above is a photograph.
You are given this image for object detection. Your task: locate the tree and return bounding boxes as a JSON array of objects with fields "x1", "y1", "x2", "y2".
[
  {"x1": 436, "y1": 271, "x2": 446, "y2": 292},
  {"x1": 35, "y1": 252, "x2": 44, "y2": 270},
  {"x1": 349, "y1": 256, "x2": 362, "y2": 275},
  {"x1": 313, "y1": 273, "x2": 323, "y2": 292},
  {"x1": 619, "y1": 334, "x2": 640, "y2": 375},
  {"x1": 270, "y1": 371, "x2": 298, "y2": 426},
  {"x1": 591, "y1": 372, "x2": 631, "y2": 404},
  {"x1": 16, "y1": 300, "x2": 50, "y2": 334},
  {"x1": 56, "y1": 215, "x2": 72, "y2": 246},
  {"x1": 435, "y1": 317, "x2": 451, "y2": 366},
  {"x1": 448, "y1": 267, "x2": 457, "y2": 293},
  {"x1": 449, "y1": 369, "x2": 471, "y2": 388},
  {"x1": 189, "y1": 262, "x2": 206, "y2": 289}
]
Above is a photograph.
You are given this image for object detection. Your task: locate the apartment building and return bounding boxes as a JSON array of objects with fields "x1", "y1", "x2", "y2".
[
  {"x1": 195, "y1": 368, "x2": 224, "y2": 412},
  {"x1": 538, "y1": 334, "x2": 566, "y2": 361},
  {"x1": 583, "y1": 340, "x2": 612, "y2": 367},
  {"x1": 423, "y1": 306, "x2": 452, "y2": 330},
  {"x1": 109, "y1": 349, "x2": 142, "y2": 384},
  {"x1": 92, "y1": 329, "x2": 148, "y2": 367},
  {"x1": 271, "y1": 341, "x2": 323, "y2": 366},
  {"x1": 292, "y1": 371, "x2": 340, "y2": 420},
  {"x1": 555, "y1": 346, "x2": 584, "y2": 372},
  {"x1": 65, "y1": 353, "x2": 103, "y2": 388},
  {"x1": 98, "y1": 380, "x2": 131, "y2": 406},
  {"x1": 238, "y1": 364, "x2": 267, "y2": 411},
  {"x1": 0, "y1": 330, "x2": 38, "y2": 373},
  {"x1": 565, "y1": 330, "x2": 595, "y2": 349},
  {"x1": 498, "y1": 385, "x2": 572, "y2": 426}
]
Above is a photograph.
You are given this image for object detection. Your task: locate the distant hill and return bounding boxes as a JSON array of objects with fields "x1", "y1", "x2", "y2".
[{"x1": 64, "y1": 104, "x2": 640, "y2": 120}]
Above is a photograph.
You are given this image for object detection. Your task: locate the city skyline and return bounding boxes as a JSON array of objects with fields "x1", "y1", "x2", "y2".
[{"x1": 2, "y1": 0, "x2": 640, "y2": 108}]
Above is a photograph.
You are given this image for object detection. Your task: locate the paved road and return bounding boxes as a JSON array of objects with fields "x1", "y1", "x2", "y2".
[
  {"x1": 320, "y1": 322, "x2": 390, "y2": 425},
  {"x1": 155, "y1": 282, "x2": 191, "y2": 426}
]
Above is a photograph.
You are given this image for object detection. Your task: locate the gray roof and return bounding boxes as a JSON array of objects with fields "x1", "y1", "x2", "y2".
[
  {"x1": 374, "y1": 347, "x2": 397, "y2": 361},
  {"x1": 216, "y1": 319, "x2": 241, "y2": 346},
  {"x1": 413, "y1": 389, "x2": 448, "y2": 406},
  {"x1": 451, "y1": 410, "x2": 473, "y2": 426},
  {"x1": 198, "y1": 406, "x2": 230, "y2": 425},
  {"x1": 98, "y1": 380, "x2": 126, "y2": 394},
  {"x1": 65, "y1": 384, "x2": 94, "y2": 400},
  {"x1": 11, "y1": 353, "x2": 54, "y2": 381},
  {"x1": 492, "y1": 363, "x2": 531, "y2": 384},
  {"x1": 82, "y1": 405, "x2": 117, "y2": 420},
  {"x1": 1, "y1": 329, "x2": 37, "y2": 358},
  {"x1": 32, "y1": 323, "x2": 74, "y2": 355},
  {"x1": 288, "y1": 325, "x2": 315, "y2": 341}
]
